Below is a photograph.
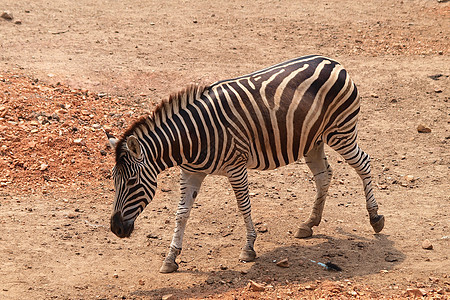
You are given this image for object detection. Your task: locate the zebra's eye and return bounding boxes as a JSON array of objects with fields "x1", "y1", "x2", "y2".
[{"x1": 127, "y1": 177, "x2": 138, "y2": 186}]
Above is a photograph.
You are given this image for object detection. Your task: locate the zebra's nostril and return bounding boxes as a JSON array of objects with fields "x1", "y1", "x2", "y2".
[
  {"x1": 111, "y1": 211, "x2": 124, "y2": 236},
  {"x1": 111, "y1": 211, "x2": 134, "y2": 238}
]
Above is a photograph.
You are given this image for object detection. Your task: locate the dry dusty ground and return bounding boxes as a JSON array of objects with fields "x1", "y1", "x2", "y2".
[{"x1": 0, "y1": 0, "x2": 449, "y2": 299}]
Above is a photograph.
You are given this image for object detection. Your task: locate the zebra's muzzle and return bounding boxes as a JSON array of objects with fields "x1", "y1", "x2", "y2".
[{"x1": 111, "y1": 211, "x2": 134, "y2": 238}]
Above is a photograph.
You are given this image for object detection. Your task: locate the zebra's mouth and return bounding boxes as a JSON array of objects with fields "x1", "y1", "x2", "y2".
[{"x1": 111, "y1": 211, "x2": 135, "y2": 238}]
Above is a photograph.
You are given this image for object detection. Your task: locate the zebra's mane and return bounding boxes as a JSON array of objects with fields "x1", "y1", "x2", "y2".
[{"x1": 115, "y1": 84, "x2": 208, "y2": 162}]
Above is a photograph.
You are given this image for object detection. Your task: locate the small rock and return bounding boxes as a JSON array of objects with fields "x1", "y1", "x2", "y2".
[
  {"x1": 406, "y1": 288, "x2": 427, "y2": 297},
  {"x1": 219, "y1": 264, "x2": 228, "y2": 270},
  {"x1": 385, "y1": 253, "x2": 398, "y2": 262},
  {"x1": 40, "y1": 163, "x2": 49, "y2": 171},
  {"x1": 422, "y1": 239, "x2": 433, "y2": 250},
  {"x1": 276, "y1": 258, "x2": 289, "y2": 268},
  {"x1": 138, "y1": 279, "x2": 145, "y2": 285},
  {"x1": 248, "y1": 280, "x2": 265, "y2": 292},
  {"x1": 73, "y1": 138, "x2": 83, "y2": 144},
  {"x1": 417, "y1": 124, "x2": 431, "y2": 133},
  {"x1": 14, "y1": 19, "x2": 22, "y2": 25},
  {"x1": 257, "y1": 224, "x2": 268, "y2": 233},
  {"x1": 113, "y1": 273, "x2": 119, "y2": 278},
  {"x1": 162, "y1": 294, "x2": 175, "y2": 300},
  {"x1": 434, "y1": 88, "x2": 442, "y2": 93},
  {"x1": 370, "y1": 93, "x2": 379, "y2": 98},
  {"x1": 1, "y1": 11, "x2": 13, "y2": 20},
  {"x1": 405, "y1": 175, "x2": 415, "y2": 182}
]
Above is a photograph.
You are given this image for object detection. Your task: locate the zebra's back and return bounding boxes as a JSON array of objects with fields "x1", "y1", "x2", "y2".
[{"x1": 206, "y1": 55, "x2": 359, "y2": 171}]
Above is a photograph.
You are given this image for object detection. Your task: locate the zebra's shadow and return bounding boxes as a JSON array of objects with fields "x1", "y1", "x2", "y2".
[{"x1": 131, "y1": 231, "x2": 404, "y2": 299}]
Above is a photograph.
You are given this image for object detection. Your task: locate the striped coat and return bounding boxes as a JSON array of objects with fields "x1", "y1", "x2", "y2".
[{"x1": 109, "y1": 55, "x2": 384, "y2": 273}]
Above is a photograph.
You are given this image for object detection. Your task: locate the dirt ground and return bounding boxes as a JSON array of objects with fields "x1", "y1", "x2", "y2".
[{"x1": 1, "y1": 0, "x2": 449, "y2": 299}]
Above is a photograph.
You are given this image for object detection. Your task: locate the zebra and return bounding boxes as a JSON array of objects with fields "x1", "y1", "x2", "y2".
[{"x1": 107, "y1": 55, "x2": 384, "y2": 273}]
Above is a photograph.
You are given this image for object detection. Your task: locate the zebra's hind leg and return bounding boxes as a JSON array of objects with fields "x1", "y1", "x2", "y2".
[
  {"x1": 295, "y1": 142, "x2": 333, "y2": 238},
  {"x1": 160, "y1": 170, "x2": 206, "y2": 273},
  {"x1": 227, "y1": 165, "x2": 257, "y2": 262},
  {"x1": 329, "y1": 135, "x2": 384, "y2": 234}
]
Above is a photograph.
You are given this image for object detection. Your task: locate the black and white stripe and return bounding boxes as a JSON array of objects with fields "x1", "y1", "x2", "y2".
[{"x1": 109, "y1": 55, "x2": 384, "y2": 272}]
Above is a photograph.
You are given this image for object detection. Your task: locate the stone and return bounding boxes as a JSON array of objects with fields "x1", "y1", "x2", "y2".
[
  {"x1": 406, "y1": 288, "x2": 427, "y2": 297},
  {"x1": 73, "y1": 138, "x2": 83, "y2": 144},
  {"x1": 14, "y1": 19, "x2": 22, "y2": 25},
  {"x1": 422, "y1": 239, "x2": 433, "y2": 250},
  {"x1": 405, "y1": 175, "x2": 415, "y2": 182},
  {"x1": 1, "y1": 11, "x2": 13, "y2": 20},
  {"x1": 257, "y1": 224, "x2": 268, "y2": 233},
  {"x1": 417, "y1": 124, "x2": 431, "y2": 133},
  {"x1": 248, "y1": 280, "x2": 265, "y2": 292},
  {"x1": 162, "y1": 294, "x2": 176, "y2": 300},
  {"x1": 138, "y1": 279, "x2": 145, "y2": 285},
  {"x1": 40, "y1": 163, "x2": 49, "y2": 171},
  {"x1": 113, "y1": 273, "x2": 119, "y2": 278},
  {"x1": 385, "y1": 253, "x2": 398, "y2": 262},
  {"x1": 276, "y1": 258, "x2": 289, "y2": 268}
]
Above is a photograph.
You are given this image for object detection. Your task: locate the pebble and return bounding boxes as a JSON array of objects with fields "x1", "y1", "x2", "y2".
[
  {"x1": 276, "y1": 258, "x2": 289, "y2": 268},
  {"x1": 113, "y1": 273, "x2": 119, "y2": 278},
  {"x1": 138, "y1": 279, "x2": 145, "y2": 285},
  {"x1": 417, "y1": 124, "x2": 431, "y2": 133},
  {"x1": 40, "y1": 163, "x2": 49, "y2": 171},
  {"x1": 73, "y1": 138, "x2": 83, "y2": 144},
  {"x1": 14, "y1": 19, "x2": 22, "y2": 25},
  {"x1": 405, "y1": 175, "x2": 415, "y2": 182},
  {"x1": 162, "y1": 294, "x2": 176, "y2": 300},
  {"x1": 422, "y1": 239, "x2": 433, "y2": 250},
  {"x1": 406, "y1": 288, "x2": 427, "y2": 297},
  {"x1": 248, "y1": 280, "x2": 265, "y2": 292},
  {"x1": 257, "y1": 225, "x2": 268, "y2": 233},
  {"x1": 1, "y1": 11, "x2": 13, "y2": 20}
]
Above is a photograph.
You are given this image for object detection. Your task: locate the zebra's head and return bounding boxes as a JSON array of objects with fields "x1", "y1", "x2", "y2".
[{"x1": 108, "y1": 133, "x2": 157, "y2": 238}]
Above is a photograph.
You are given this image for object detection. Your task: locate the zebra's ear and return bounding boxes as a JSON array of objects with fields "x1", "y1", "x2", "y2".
[
  {"x1": 104, "y1": 129, "x2": 119, "y2": 149},
  {"x1": 126, "y1": 135, "x2": 142, "y2": 159}
]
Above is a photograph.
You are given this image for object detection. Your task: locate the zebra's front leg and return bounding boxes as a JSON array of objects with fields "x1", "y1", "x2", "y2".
[
  {"x1": 227, "y1": 165, "x2": 257, "y2": 262},
  {"x1": 159, "y1": 170, "x2": 206, "y2": 273},
  {"x1": 296, "y1": 142, "x2": 333, "y2": 238}
]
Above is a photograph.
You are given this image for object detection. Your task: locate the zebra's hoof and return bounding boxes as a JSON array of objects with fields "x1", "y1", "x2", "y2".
[
  {"x1": 159, "y1": 261, "x2": 179, "y2": 273},
  {"x1": 239, "y1": 249, "x2": 256, "y2": 262},
  {"x1": 294, "y1": 225, "x2": 313, "y2": 238},
  {"x1": 370, "y1": 214, "x2": 385, "y2": 233}
]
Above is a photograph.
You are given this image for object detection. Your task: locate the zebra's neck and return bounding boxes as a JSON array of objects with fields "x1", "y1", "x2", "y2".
[{"x1": 120, "y1": 85, "x2": 210, "y2": 173}]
